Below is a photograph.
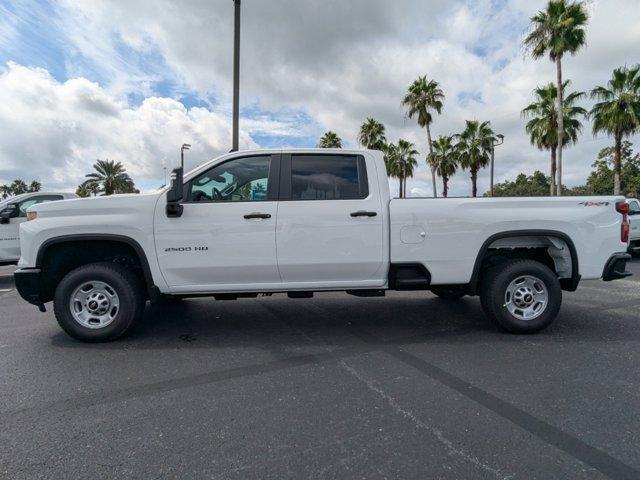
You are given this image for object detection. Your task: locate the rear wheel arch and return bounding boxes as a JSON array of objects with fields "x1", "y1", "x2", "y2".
[
  {"x1": 469, "y1": 230, "x2": 579, "y2": 294},
  {"x1": 36, "y1": 234, "x2": 156, "y2": 302}
]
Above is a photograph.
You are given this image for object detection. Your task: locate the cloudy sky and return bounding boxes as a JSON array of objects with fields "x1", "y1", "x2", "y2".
[{"x1": 0, "y1": 0, "x2": 639, "y2": 195}]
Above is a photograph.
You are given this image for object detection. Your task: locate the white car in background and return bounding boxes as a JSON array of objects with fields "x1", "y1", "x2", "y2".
[
  {"x1": 626, "y1": 198, "x2": 640, "y2": 254},
  {"x1": 0, "y1": 192, "x2": 76, "y2": 265}
]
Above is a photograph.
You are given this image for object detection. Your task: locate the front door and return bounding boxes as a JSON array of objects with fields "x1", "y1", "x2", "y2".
[
  {"x1": 155, "y1": 154, "x2": 282, "y2": 291},
  {"x1": 275, "y1": 153, "x2": 385, "y2": 288}
]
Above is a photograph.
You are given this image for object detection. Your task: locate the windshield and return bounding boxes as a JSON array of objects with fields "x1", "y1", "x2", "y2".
[{"x1": 0, "y1": 193, "x2": 29, "y2": 209}]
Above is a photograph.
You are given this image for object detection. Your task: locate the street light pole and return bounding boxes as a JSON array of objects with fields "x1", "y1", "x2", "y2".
[
  {"x1": 490, "y1": 134, "x2": 504, "y2": 196},
  {"x1": 232, "y1": 0, "x2": 241, "y2": 152}
]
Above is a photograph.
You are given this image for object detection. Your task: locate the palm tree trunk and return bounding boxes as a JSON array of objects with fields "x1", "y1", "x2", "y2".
[
  {"x1": 555, "y1": 55, "x2": 564, "y2": 196},
  {"x1": 398, "y1": 177, "x2": 403, "y2": 198},
  {"x1": 614, "y1": 134, "x2": 622, "y2": 195},
  {"x1": 471, "y1": 168, "x2": 478, "y2": 197},
  {"x1": 404, "y1": 177, "x2": 408, "y2": 197},
  {"x1": 550, "y1": 146, "x2": 557, "y2": 196},
  {"x1": 443, "y1": 174, "x2": 448, "y2": 198},
  {"x1": 426, "y1": 126, "x2": 437, "y2": 198}
]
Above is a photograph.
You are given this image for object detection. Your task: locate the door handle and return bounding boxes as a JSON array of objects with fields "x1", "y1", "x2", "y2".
[
  {"x1": 350, "y1": 210, "x2": 377, "y2": 217},
  {"x1": 244, "y1": 212, "x2": 271, "y2": 219}
]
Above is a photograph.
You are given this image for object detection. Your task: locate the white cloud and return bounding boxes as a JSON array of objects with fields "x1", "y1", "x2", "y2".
[{"x1": 0, "y1": 62, "x2": 256, "y2": 190}]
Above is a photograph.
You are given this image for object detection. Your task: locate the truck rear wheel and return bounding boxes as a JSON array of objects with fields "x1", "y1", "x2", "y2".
[
  {"x1": 53, "y1": 262, "x2": 145, "y2": 342},
  {"x1": 480, "y1": 259, "x2": 561, "y2": 334}
]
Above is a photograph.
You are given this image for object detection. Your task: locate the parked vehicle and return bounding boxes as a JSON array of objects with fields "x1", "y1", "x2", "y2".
[
  {"x1": 626, "y1": 198, "x2": 640, "y2": 254},
  {"x1": 0, "y1": 192, "x2": 76, "y2": 265},
  {"x1": 13, "y1": 149, "x2": 632, "y2": 341}
]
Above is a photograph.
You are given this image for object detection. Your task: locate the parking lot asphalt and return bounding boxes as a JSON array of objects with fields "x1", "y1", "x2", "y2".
[{"x1": 1, "y1": 261, "x2": 640, "y2": 479}]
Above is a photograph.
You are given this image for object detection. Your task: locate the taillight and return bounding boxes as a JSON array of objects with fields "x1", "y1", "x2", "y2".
[
  {"x1": 616, "y1": 201, "x2": 630, "y2": 243},
  {"x1": 616, "y1": 201, "x2": 629, "y2": 215}
]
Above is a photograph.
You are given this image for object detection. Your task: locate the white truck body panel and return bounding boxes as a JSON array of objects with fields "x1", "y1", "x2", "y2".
[
  {"x1": 391, "y1": 196, "x2": 626, "y2": 283},
  {"x1": 18, "y1": 149, "x2": 627, "y2": 297}
]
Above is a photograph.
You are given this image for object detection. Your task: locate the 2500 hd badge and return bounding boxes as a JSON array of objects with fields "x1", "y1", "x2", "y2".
[{"x1": 164, "y1": 246, "x2": 208, "y2": 252}]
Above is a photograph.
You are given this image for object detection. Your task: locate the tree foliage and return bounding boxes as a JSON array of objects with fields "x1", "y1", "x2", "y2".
[
  {"x1": 489, "y1": 171, "x2": 551, "y2": 197},
  {"x1": 431, "y1": 135, "x2": 458, "y2": 197},
  {"x1": 456, "y1": 120, "x2": 495, "y2": 197},
  {"x1": 358, "y1": 118, "x2": 386, "y2": 150},
  {"x1": 402, "y1": 75, "x2": 445, "y2": 197},
  {"x1": 318, "y1": 131, "x2": 343, "y2": 148},
  {"x1": 0, "y1": 179, "x2": 42, "y2": 199},
  {"x1": 590, "y1": 65, "x2": 640, "y2": 194},
  {"x1": 80, "y1": 159, "x2": 138, "y2": 196},
  {"x1": 585, "y1": 141, "x2": 640, "y2": 196}
]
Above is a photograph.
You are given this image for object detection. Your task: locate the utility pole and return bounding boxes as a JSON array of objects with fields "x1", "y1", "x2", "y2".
[
  {"x1": 490, "y1": 134, "x2": 504, "y2": 196},
  {"x1": 232, "y1": 0, "x2": 241, "y2": 151}
]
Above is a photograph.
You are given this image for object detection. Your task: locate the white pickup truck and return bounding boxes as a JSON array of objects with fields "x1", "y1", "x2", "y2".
[{"x1": 14, "y1": 149, "x2": 631, "y2": 342}]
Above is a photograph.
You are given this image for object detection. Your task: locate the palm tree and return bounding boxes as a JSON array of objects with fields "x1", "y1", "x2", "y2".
[
  {"x1": 456, "y1": 120, "x2": 495, "y2": 197},
  {"x1": 28, "y1": 180, "x2": 42, "y2": 192},
  {"x1": 358, "y1": 118, "x2": 387, "y2": 150},
  {"x1": 84, "y1": 159, "x2": 136, "y2": 196},
  {"x1": 431, "y1": 136, "x2": 458, "y2": 197},
  {"x1": 318, "y1": 131, "x2": 343, "y2": 148},
  {"x1": 75, "y1": 183, "x2": 92, "y2": 198},
  {"x1": 396, "y1": 139, "x2": 419, "y2": 198},
  {"x1": 402, "y1": 76, "x2": 444, "y2": 198},
  {"x1": 590, "y1": 66, "x2": 640, "y2": 195},
  {"x1": 9, "y1": 179, "x2": 28, "y2": 195},
  {"x1": 522, "y1": 81, "x2": 587, "y2": 195},
  {"x1": 523, "y1": 0, "x2": 588, "y2": 195},
  {"x1": 383, "y1": 143, "x2": 402, "y2": 197},
  {"x1": 0, "y1": 184, "x2": 10, "y2": 199}
]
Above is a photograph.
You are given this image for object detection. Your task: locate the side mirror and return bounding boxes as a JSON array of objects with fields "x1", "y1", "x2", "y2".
[
  {"x1": 0, "y1": 205, "x2": 17, "y2": 224},
  {"x1": 166, "y1": 167, "x2": 184, "y2": 218}
]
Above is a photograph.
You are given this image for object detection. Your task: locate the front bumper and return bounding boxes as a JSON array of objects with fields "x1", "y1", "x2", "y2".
[
  {"x1": 14, "y1": 268, "x2": 45, "y2": 310},
  {"x1": 602, "y1": 253, "x2": 632, "y2": 281}
]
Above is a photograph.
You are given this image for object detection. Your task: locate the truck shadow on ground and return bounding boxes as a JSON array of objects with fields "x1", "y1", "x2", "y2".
[{"x1": 49, "y1": 291, "x2": 640, "y2": 350}]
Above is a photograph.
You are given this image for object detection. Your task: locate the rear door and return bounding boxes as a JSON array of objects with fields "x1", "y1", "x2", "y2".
[{"x1": 275, "y1": 153, "x2": 385, "y2": 288}]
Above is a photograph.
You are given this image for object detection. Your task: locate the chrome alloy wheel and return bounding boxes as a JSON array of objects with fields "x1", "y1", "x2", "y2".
[
  {"x1": 69, "y1": 281, "x2": 120, "y2": 329},
  {"x1": 504, "y1": 275, "x2": 548, "y2": 321}
]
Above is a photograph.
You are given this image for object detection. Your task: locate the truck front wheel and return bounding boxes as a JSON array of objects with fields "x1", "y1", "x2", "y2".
[
  {"x1": 480, "y1": 259, "x2": 561, "y2": 334},
  {"x1": 53, "y1": 262, "x2": 145, "y2": 342}
]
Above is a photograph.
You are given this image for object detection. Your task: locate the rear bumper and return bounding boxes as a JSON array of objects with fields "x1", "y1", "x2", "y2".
[
  {"x1": 14, "y1": 268, "x2": 45, "y2": 308},
  {"x1": 602, "y1": 253, "x2": 632, "y2": 281}
]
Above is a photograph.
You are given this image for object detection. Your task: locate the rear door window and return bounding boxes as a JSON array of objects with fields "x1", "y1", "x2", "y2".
[{"x1": 290, "y1": 155, "x2": 368, "y2": 200}]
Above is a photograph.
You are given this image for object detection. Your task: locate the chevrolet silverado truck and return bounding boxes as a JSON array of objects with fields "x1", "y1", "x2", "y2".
[{"x1": 14, "y1": 149, "x2": 632, "y2": 342}]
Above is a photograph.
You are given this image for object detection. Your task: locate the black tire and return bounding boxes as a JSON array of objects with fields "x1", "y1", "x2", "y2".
[
  {"x1": 430, "y1": 286, "x2": 466, "y2": 300},
  {"x1": 54, "y1": 262, "x2": 145, "y2": 342},
  {"x1": 480, "y1": 259, "x2": 561, "y2": 334}
]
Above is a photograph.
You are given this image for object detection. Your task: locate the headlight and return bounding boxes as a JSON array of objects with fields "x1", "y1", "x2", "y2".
[{"x1": 27, "y1": 211, "x2": 38, "y2": 221}]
